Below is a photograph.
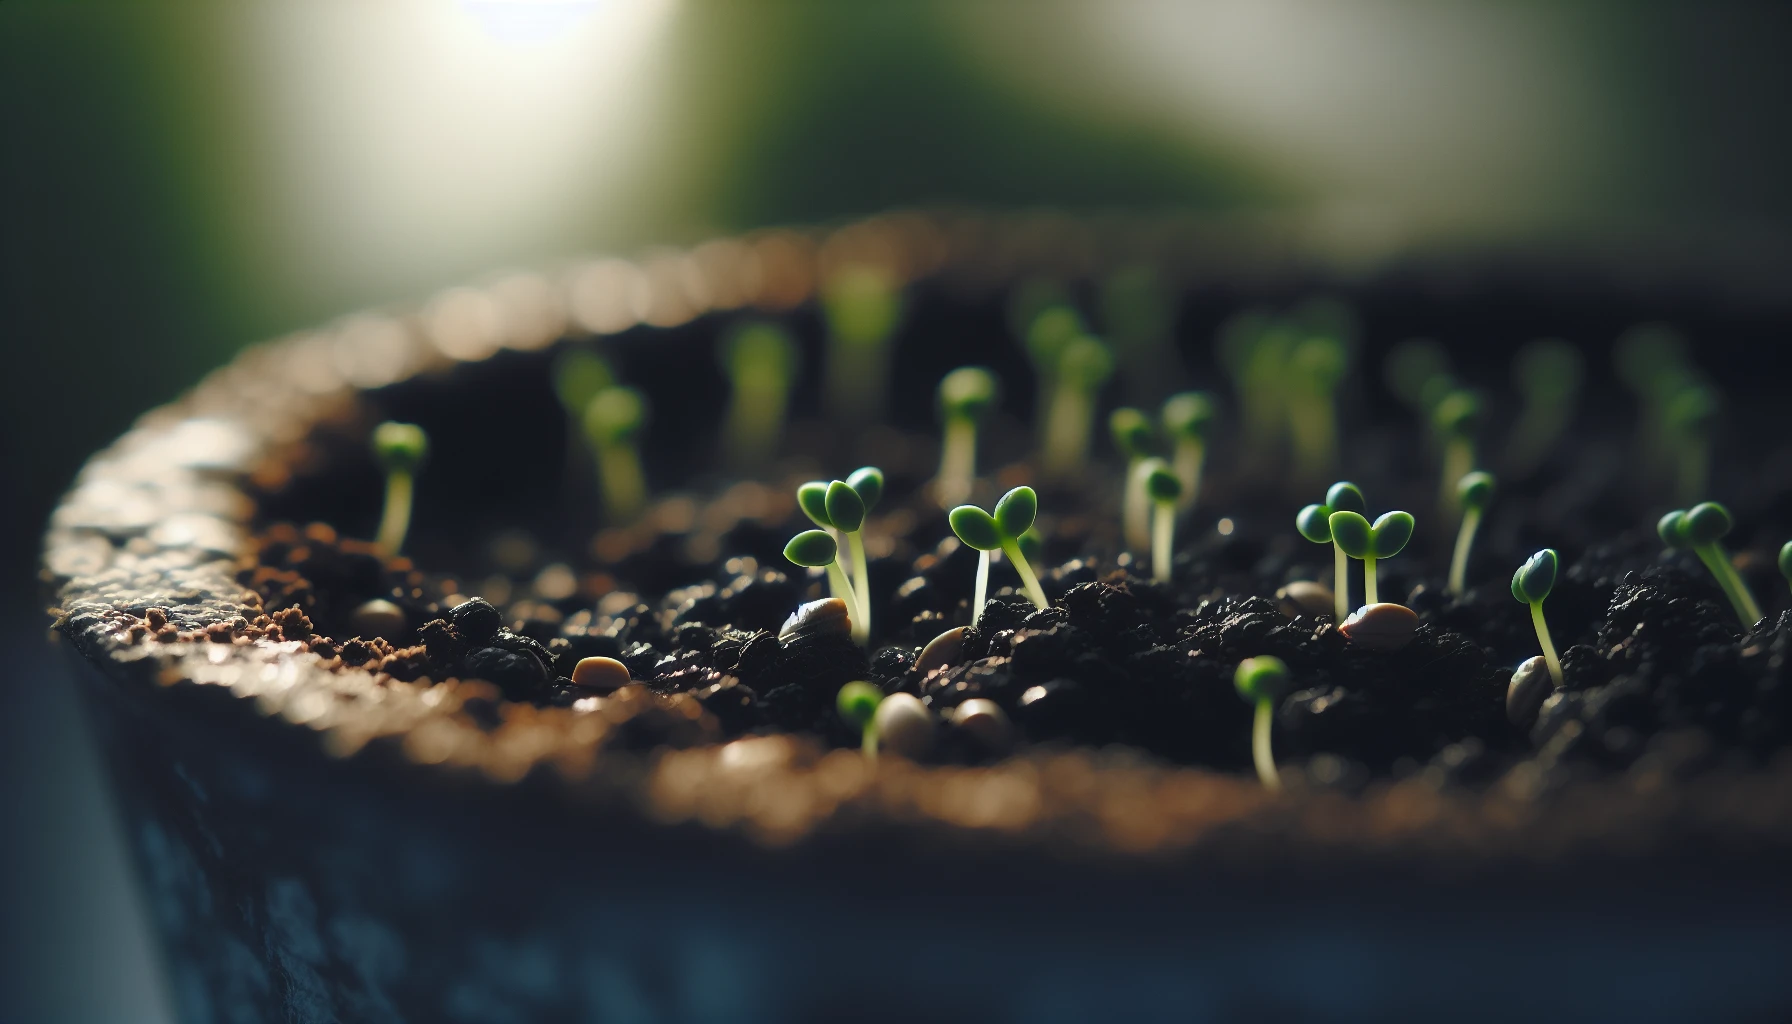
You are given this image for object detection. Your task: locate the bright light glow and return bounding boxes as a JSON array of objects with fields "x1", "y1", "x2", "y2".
[{"x1": 244, "y1": 0, "x2": 679, "y2": 303}]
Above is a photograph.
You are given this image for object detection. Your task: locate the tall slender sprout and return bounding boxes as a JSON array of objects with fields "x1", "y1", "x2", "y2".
[
  {"x1": 1100, "y1": 263, "x2": 1181, "y2": 406},
  {"x1": 1287, "y1": 333, "x2": 1346, "y2": 483},
  {"x1": 820, "y1": 264, "x2": 903, "y2": 428},
  {"x1": 1296, "y1": 481, "x2": 1366, "y2": 620},
  {"x1": 1234, "y1": 656, "x2": 1290, "y2": 792},
  {"x1": 719, "y1": 321, "x2": 797, "y2": 468},
  {"x1": 551, "y1": 348, "x2": 613, "y2": 505},
  {"x1": 583, "y1": 387, "x2": 648, "y2": 523},
  {"x1": 372, "y1": 422, "x2": 428, "y2": 557},
  {"x1": 1448, "y1": 472, "x2": 1495, "y2": 597},
  {"x1": 830, "y1": 472, "x2": 883, "y2": 635},
  {"x1": 936, "y1": 367, "x2": 998, "y2": 508},
  {"x1": 1025, "y1": 305, "x2": 1085, "y2": 456},
  {"x1": 785, "y1": 531, "x2": 864, "y2": 644},
  {"x1": 1328, "y1": 509, "x2": 1414, "y2": 608},
  {"x1": 948, "y1": 506, "x2": 1002, "y2": 627},
  {"x1": 1660, "y1": 503, "x2": 1762, "y2": 627},
  {"x1": 1142, "y1": 459, "x2": 1182, "y2": 583},
  {"x1": 1110, "y1": 407, "x2": 1158, "y2": 551},
  {"x1": 1503, "y1": 339, "x2": 1583, "y2": 478},
  {"x1": 1432, "y1": 389, "x2": 1480, "y2": 516},
  {"x1": 1161, "y1": 391, "x2": 1215, "y2": 512},
  {"x1": 1041, "y1": 336, "x2": 1115, "y2": 479},
  {"x1": 1511, "y1": 549, "x2": 1563, "y2": 686}
]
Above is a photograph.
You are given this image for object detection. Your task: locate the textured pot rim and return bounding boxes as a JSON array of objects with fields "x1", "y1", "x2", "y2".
[{"x1": 43, "y1": 207, "x2": 1792, "y2": 864}]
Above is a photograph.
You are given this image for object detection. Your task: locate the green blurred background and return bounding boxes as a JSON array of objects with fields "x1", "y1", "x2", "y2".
[{"x1": 3, "y1": 2, "x2": 1790, "y2": 1019}]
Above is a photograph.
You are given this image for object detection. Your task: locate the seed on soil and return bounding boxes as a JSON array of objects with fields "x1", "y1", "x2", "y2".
[
  {"x1": 1339, "y1": 603, "x2": 1419, "y2": 651},
  {"x1": 949, "y1": 698, "x2": 1012, "y2": 754},
  {"x1": 874, "y1": 692, "x2": 935, "y2": 759},
  {"x1": 1276, "y1": 581, "x2": 1335, "y2": 620},
  {"x1": 779, "y1": 597, "x2": 851, "y2": 642},
  {"x1": 571, "y1": 656, "x2": 632, "y2": 693},
  {"x1": 350, "y1": 598, "x2": 408, "y2": 640},
  {"x1": 1507, "y1": 655, "x2": 1552, "y2": 728},
  {"x1": 915, "y1": 626, "x2": 969, "y2": 678}
]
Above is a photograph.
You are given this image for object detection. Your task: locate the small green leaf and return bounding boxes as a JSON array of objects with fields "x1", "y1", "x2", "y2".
[
  {"x1": 372, "y1": 422, "x2": 429, "y2": 473},
  {"x1": 1779, "y1": 541, "x2": 1792, "y2": 582},
  {"x1": 1666, "y1": 386, "x2": 1717, "y2": 437},
  {"x1": 1431, "y1": 390, "x2": 1480, "y2": 437},
  {"x1": 1142, "y1": 459, "x2": 1181, "y2": 503},
  {"x1": 797, "y1": 482, "x2": 833, "y2": 529},
  {"x1": 1234, "y1": 655, "x2": 1290, "y2": 704},
  {"x1": 583, "y1": 387, "x2": 647, "y2": 446},
  {"x1": 1456, "y1": 471, "x2": 1495, "y2": 510},
  {"x1": 825, "y1": 480, "x2": 866, "y2": 533},
  {"x1": 948, "y1": 506, "x2": 1002, "y2": 551},
  {"x1": 994, "y1": 486, "x2": 1038, "y2": 539},
  {"x1": 1657, "y1": 510, "x2": 1690, "y2": 549},
  {"x1": 1511, "y1": 548, "x2": 1558, "y2": 604},
  {"x1": 1296, "y1": 504, "x2": 1334, "y2": 544},
  {"x1": 846, "y1": 466, "x2": 885, "y2": 513},
  {"x1": 1291, "y1": 335, "x2": 1346, "y2": 390},
  {"x1": 1025, "y1": 306, "x2": 1083, "y2": 370},
  {"x1": 1058, "y1": 337, "x2": 1114, "y2": 389},
  {"x1": 937, "y1": 366, "x2": 998, "y2": 423},
  {"x1": 1161, "y1": 392, "x2": 1216, "y2": 441},
  {"x1": 784, "y1": 530, "x2": 839, "y2": 568},
  {"x1": 836, "y1": 680, "x2": 883, "y2": 730},
  {"x1": 1328, "y1": 511, "x2": 1372, "y2": 559},
  {"x1": 1370, "y1": 511, "x2": 1414, "y2": 558},
  {"x1": 1324, "y1": 481, "x2": 1366, "y2": 514},
  {"x1": 1683, "y1": 501, "x2": 1732, "y2": 545},
  {"x1": 1109, "y1": 408, "x2": 1156, "y2": 459},
  {"x1": 552, "y1": 350, "x2": 614, "y2": 414},
  {"x1": 821, "y1": 265, "x2": 902, "y2": 347}
]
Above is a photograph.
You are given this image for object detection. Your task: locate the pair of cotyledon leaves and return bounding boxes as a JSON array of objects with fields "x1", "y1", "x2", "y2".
[
  {"x1": 784, "y1": 468, "x2": 885, "y2": 567},
  {"x1": 1658, "y1": 502, "x2": 1733, "y2": 550},
  {"x1": 1295, "y1": 481, "x2": 1412, "y2": 559},
  {"x1": 949, "y1": 487, "x2": 1038, "y2": 552}
]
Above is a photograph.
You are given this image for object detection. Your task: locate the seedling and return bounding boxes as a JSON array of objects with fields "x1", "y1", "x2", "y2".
[
  {"x1": 719, "y1": 321, "x2": 797, "y2": 467},
  {"x1": 1779, "y1": 541, "x2": 1792, "y2": 594},
  {"x1": 936, "y1": 366, "x2": 998, "y2": 508},
  {"x1": 785, "y1": 530, "x2": 865, "y2": 645},
  {"x1": 1160, "y1": 391, "x2": 1215, "y2": 511},
  {"x1": 1041, "y1": 336, "x2": 1115, "y2": 478},
  {"x1": 583, "y1": 386, "x2": 648, "y2": 523},
  {"x1": 371, "y1": 421, "x2": 428, "y2": 556},
  {"x1": 1233, "y1": 656, "x2": 1290, "y2": 792},
  {"x1": 1503, "y1": 339, "x2": 1582, "y2": 478},
  {"x1": 1295, "y1": 480, "x2": 1367, "y2": 620},
  {"x1": 950, "y1": 486, "x2": 1049, "y2": 621},
  {"x1": 1448, "y1": 471, "x2": 1495, "y2": 597},
  {"x1": 1110, "y1": 406, "x2": 1158, "y2": 551},
  {"x1": 1287, "y1": 333, "x2": 1346, "y2": 482},
  {"x1": 1100, "y1": 264, "x2": 1181, "y2": 405},
  {"x1": 1511, "y1": 549, "x2": 1563, "y2": 686},
  {"x1": 1659, "y1": 503, "x2": 1763, "y2": 627},
  {"x1": 1023, "y1": 304, "x2": 1085, "y2": 456},
  {"x1": 1328, "y1": 508, "x2": 1413, "y2": 609},
  {"x1": 822, "y1": 471, "x2": 883, "y2": 636},
  {"x1": 551, "y1": 348, "x2": 615, "y2": 417},
  {"x1": 1142, "y1": 459, "x2": 1182, "y2": 583},
  {"x1": 820, "y1": 264, "x2": 903, "y2": 427},
  {"x1": 836, "y1": 680, "x2": 884, "y2": 759},
  {"x1": 1431, "y1": 388, "x2": 1480, "y2": 515},
  {"x1": 1615, "y1": 324, "x2": 1708, "y2": 497}
]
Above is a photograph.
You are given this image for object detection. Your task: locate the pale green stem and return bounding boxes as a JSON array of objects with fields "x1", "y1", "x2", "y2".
[
  {"x1": 375, "y1": 469, "x2": 414, "y2": 557},
  {"x1": 1252, "y1": 699, "x2": 1281, "y2": 792},
  {"x1": 1173, "y1": 437, "x2": 1205, "y2": 512},
  {"x1": 1695, "y1": 543, "x2": 1762, "y2": 627},
  {"x1": 972, "y1": 549, "x2": 990, "y2": 627},
  {"x1": 862, "y1": 723, "x2": 878, "y2": 762},
  {"x1": 1332, "y1": 543, "x2": 1349, "y2": 621},
  {"x1": 1362, "y1": 555, "x2": 1378, "y2": 607},
  {"x1": 1448, "y1": 507, "x2": 1483, "y2": 597},
  {"x1": 999, "y1": 539, "x2": 1049, "y2": 610},
  {"x1": 826, "y1": 561, "x2": 868, "y2": 646},
  {"x1": 847, "y1": 530, "x2": 873, "y2": 637},
  {"x1": 1530, "y1": 600, "x2": 1562, "y2": 686},
  {"x1": 1440, "y1": 435, "x2": 1473, "y2": 515},
  {"x1": 1042, "y1": 384, "x2": 1093, "y2": 478},
  {"x1": 1152, "y1": 501, "x2": 1174, "y2": 583},
  {"x1": 597, "y1": 443, "x2": 646, "y2": 523},
  {"x1": 1123, "y1": 457, "x2": 1150, "y2": 552},
  {"x1": 938, "y1": 416, "x2": 977, "y2": 508}
]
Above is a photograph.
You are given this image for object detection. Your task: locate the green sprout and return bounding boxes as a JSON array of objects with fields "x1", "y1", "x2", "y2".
[
  {"x1": 1006, "y1": 277, "x2": 1071, "y2": 346},
  {"x1": 552, "y1": 348, "x2": 615, "y2": 418},
  {"x1": 1431, "y1": 388, "x2": 1481, "y2": 516},
  {"x1": 820, "y1": 264, "x2": 903, "y2": 427},
  {"x1": 719, "y1": 321, "x2": 798, "y2": 468},
  {"x1": 371, "y1": 421, "x2": 428, "y2": 557},
  {"x1": 583, "y1": 386, "x2": 648, "y2": 523},
  {"x1": 1779, "y1": 541, "x2": 1792, "y2": 594},
  {"x1": 836, "y1": 680, "x2": 884, "y2": 760},
  {"x1": 834, "y1": 471, "x2": 883, "y2": 637},
  {"x1": 1161, "y1": 391, "x2": 1215, "y2": 512},
  {"x1": 1659, "y1": 503, "x2": 1763, "y2": 627},
  {"x1": 936, "y1": 366, "x2": 998, "y2": 508},
  {"x1": 1503, "y1": 339, "x2": 1583, "y2": 479},
  {"x1": 1511, "y1": 549, "x2": 1563, "y2": 686},
  {"x1": 1041, "y1": 335, "x2": 1115, "y2": 479},
  {"x1": 1448, "y1": 471, "x2": 1495, "y2": 597},
  {"x1": 1287, "y1": 332, "x2": 1347, "y2": 483},
  {"x1": 1142, "y1": 459, "x2": 1182, "y2": 584},
  {"x1": 1110, "y1": 406, "x2": 1158, "y2": 552},
  {"x1": 1023, "y1": 304, "x2": 1085, "y2": 457},
  {"x1": 1328, "y1": 508, "x2": 1413, "y2": 608},
  {"x1": 950, "y1": 486, "x2": 1048, "y2": 621},
  {"x1": 1100, "y1": 264, "x2": 1181, "y2": 406},
  {"x1": 1233, "y1": 656, "x2": 1290, "y2": 792},
  {"x1": 1295, "y1": 480, "x2": 1366, "y2": 620},
  {"x1": 785, "y1": 530, "x2": 865, "y2": 645}
]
